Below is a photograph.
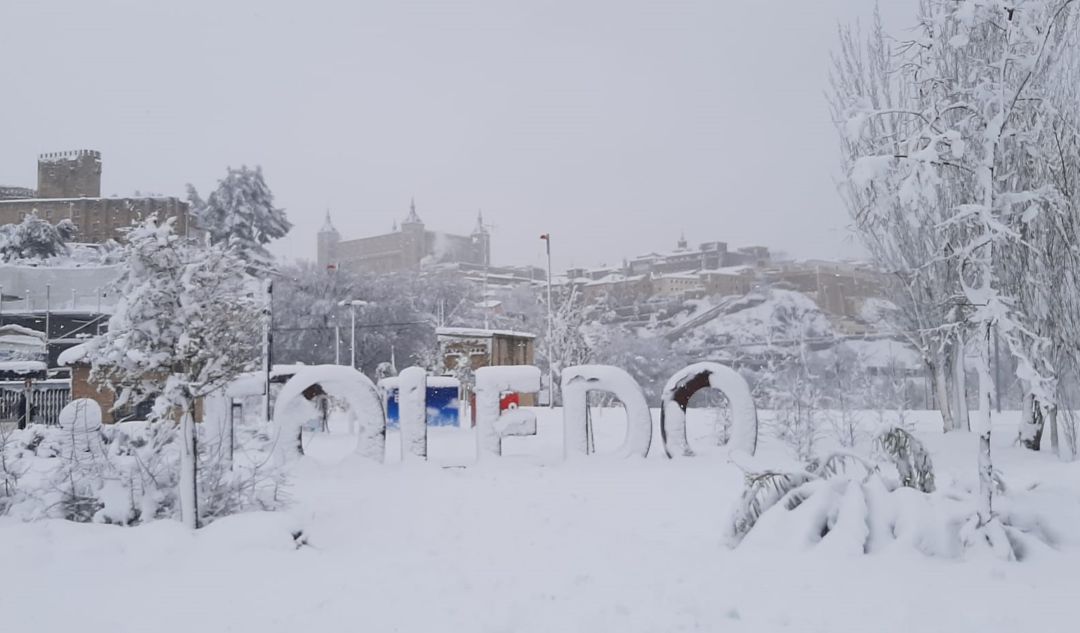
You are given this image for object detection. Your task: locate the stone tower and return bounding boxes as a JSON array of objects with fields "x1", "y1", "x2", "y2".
[
  {"x1": 37, "y1": 149, "x2": 102, "y2": 199},
  {"x1": 317, "y1": 210, "x2": 340, "y2": 269},
  {"x1": 471, "y1": 210, "x2": 491, "y2": 266},
  {"x1": 400, "y1": 198, "x2": 427, "y2": 268}
]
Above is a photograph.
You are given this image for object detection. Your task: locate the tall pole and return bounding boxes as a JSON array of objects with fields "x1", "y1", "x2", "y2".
[
  {"x1": 542, "y1": 234, "x2": 554, "y2": 408},
  {"x1": 1, "y1": 284, "x2": 4, "y2": 325},
  {"x1": 45, "y1": 284, "x2": 51, "y2": 353},
  {"x1": 350, "y1": 303, "x2": 357, "y2": 369},
  {"x1": 335, "y1": 325, "x2": 341, "y2": 365},
  {"x1": 263, "y1": 278, "x2": 273, "y2": 422}
]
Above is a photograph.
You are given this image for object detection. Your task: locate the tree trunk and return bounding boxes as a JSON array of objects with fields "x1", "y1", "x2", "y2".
[
  {"x1": 1049, "y1": 406, "x2": 1059, "y2": 456},
  {"x1": 1018, "y1": 392, "x2": 1045, "y2": 451},
  {"x1": 179, "y1": 398, "x2": 199, "y2": 529},
  {"x1": 952, "y1": 337, "x2": 970, "y2": 432},
  {"x1": 932, "y1": 356, "x2": 956, "y2": 432},
  {"x1": 975, "y1": 323, "x2": 995, "y2": 525}
]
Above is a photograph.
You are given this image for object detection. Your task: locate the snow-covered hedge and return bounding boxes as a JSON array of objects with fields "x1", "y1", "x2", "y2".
[{"x1": 0, "y1": 413, "x2": 285, "y2": 526}]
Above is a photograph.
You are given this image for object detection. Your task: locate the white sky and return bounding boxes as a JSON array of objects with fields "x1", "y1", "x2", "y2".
[{"x1": 0, "y1": 0, "x2": 915, "y2": 272}]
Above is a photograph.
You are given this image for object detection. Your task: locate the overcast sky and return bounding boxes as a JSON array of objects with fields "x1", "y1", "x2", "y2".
[{"x1": 0, "y1": 0, "x2": 914, "y2": 272}]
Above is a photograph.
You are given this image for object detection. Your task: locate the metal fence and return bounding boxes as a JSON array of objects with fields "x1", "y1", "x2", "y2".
[{"x1": 0, "y1": 381, "x2": 71, "y2": 426}]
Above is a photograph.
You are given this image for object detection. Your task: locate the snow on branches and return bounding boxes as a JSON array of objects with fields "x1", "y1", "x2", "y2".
[
  {"x1": 189, "y1": 165, "x2": 292, "y2": 269},
  {"x1": 831, "y1": 0, "x2": 1080, "y2": 552},
  {"x1": 0, "y1": 211, "x2": 77, "y2": 262},
  {"x1": 87, "y1": 216, "x2": 264, "y2": 528}
]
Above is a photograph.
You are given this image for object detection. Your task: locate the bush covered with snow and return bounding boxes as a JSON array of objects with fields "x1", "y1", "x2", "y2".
[
  {"x1": 0, "y1": 212, "x2": 78, "y2": 262},
  {"x1": 727, "y1": 427, "x2": 1054, "y2": 560},
  {"x1": 0, "y1": 416, "x2": 285, "y2": 526}
]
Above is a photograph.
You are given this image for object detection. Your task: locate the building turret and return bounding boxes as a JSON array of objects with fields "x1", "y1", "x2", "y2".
[
  {"x1": 37, "y1": 149, "x2": 102, "y2": 199},
  {"x1": 403, "y1": 197, "x2": 423, "y2": 228},
  {"x1": 471, "y1": 210, "x2": 491, "y2": 266},
  {"x1": 399, "y1": 198, "x2": 427, "y2": 268},
  {"x1": 317, "y1": 210, "x2": 341, "y2": 269}
]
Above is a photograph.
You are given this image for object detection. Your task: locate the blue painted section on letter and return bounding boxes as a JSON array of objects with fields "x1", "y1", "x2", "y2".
[{"x1": 383, "y1": 384, "x2": 460, "y2": 428}]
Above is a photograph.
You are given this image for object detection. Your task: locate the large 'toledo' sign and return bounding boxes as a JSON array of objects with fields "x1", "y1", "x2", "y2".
[{"x1": 271, "y1": 362, "x2": 758, "y2": 463}]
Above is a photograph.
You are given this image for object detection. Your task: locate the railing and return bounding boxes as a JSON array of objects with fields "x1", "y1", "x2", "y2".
[{"x1": 0, "y1": 381, "x2": 71, "y2": 426}]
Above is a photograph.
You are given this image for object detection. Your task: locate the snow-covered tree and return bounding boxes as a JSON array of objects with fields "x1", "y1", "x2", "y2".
[
  {"x1": 833, "y1": 0, "x2": 1079, "y2": 552},
  {"x1": 538, "y1": 287, "x2": 592, "y2": 401},
  {"x1": 188, "y1": 166, "x2": 291, "y2": 268},
  {"x1": 0, "y1": 212, "x2": 77, "y2": 261},
  {"x1": 87, "y1": 217, "x2": 262, "y2": 528}
]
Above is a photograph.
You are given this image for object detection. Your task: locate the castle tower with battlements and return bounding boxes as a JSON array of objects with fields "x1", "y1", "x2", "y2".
[
  {"x1": 36, "y1": 149, "x2": 102, "y2": 199},
  {"x1": 0, "y1": 150, "x2": 192, "y2": 243}
]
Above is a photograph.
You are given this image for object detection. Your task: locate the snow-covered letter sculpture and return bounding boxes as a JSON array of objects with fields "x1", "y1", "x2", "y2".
[
  {"x1": 397, "y1": 366, "x2": 428, "y2": 461},
  {"x1": 561, "y1": 365, "x2": 652, "y2": 458},
  {"x1": 660, "y1": 362, "x2": 757, "y2": 457},
  {"x1": 58, "y1": 398, "x2": 104, "y2": 456},
  {"x1": 272, "y1": 365, "x2": 386, "y2": 462},
  {"x1": 474, "y1": 365, "x2": 541, "y2": 457}
]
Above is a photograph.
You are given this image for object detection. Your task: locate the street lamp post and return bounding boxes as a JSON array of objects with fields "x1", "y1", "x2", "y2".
[
  {"x1": 541, "y1": 233, "x2": 554, "y2": 407},
  {"x1": 339, "y1": 299, "x2": 369, "y2": 370}
]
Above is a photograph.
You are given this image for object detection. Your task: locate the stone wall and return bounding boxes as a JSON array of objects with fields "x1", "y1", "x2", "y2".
[
  {"x1": 0, "y1": 196, "x2": 191, "y2": 243},
  {"x1": 37, "y1": 150, "x2": 102, "y2": 199}
]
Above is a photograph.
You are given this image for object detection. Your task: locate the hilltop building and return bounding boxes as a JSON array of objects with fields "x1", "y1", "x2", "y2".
[
  {"x1": 318, "y1": 200, "x2": 491, "y2": 275},
  {"x1": 0, "y1": 150, "x2": 193, "y2": 243},
  {"x1": 565, "y1": 236, "x2": 769, "y2": 304}
]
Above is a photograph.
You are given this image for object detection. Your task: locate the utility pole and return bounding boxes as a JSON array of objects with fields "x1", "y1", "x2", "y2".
[
  {"x1": 541, "y1": 233, "x2": 554, "y2": 407},
  {"x1": 45, "y1": 284, "x2": 51, "y2": 356}
]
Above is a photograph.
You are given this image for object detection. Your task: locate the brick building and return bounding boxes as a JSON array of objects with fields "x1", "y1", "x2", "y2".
[
  {"x1": 0, "y1": 150, "x2": 193, "y2": 243},
  {"x1": 318, "y1": 201, "x2": 490, "y2": 275},
  {"x1": 436, "y1": 327, "x2": 537, "y2": 406}
]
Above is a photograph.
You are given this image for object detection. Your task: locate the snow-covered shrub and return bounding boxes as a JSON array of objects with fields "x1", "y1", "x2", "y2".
[
  {"x1": 873, "y1": 426, "x2": 934, "y2": 493},
  {"x1": 765, "y1": 361, "x2": 827, "y2": 462},
  {"x1": 0, "y1": 212, "x2": 76, "y2": 262},
  {"x1": 0, "y1": 418, "x2": 285, "y2": 526},
  {"x1": 727, "y1": 435, "x2": 1051, "y2": 560}
]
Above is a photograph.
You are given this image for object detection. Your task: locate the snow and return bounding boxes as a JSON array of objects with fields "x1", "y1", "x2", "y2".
[
  {"x1": 0, "y1": 360, "x2": 46, "y2": 373},
  {"x1": 57, "y1": 341, "x2": 91, "y2": 366},
  {"x1": 840, "y1": 337, "x2": 923, "y2": 370},
  {"x1": 661, "y1": 361, "x2": 758, "y2": 457},
  {"x1": 0, "y1": 323, "x2": 46, "y2": 340},
  {"x1": 435, "y1": 326, "x2": 536, "y2": 339},
  {"x1": 2, "y1": 409, "x2": 1079, "y2": 632},
  {"x1": 58, "y1": 398, "x2": 103, "y2": 432},
  {"x1": 0, "y1": 262, "x2": 122, "y2": 313},
  {"x1": 561, "y1": 365, "x2": 653, "y2": 458}
]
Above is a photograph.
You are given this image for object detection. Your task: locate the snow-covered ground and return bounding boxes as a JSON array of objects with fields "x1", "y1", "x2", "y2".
[{"x1": 3, "y1": 409, "x2": 1080, "y2": 632}]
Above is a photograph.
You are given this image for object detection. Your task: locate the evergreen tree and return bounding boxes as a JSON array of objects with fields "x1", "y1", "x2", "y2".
[
  {"x1": 0, "y1": 212, "x2": 77, "y2": 261},
  {"x1": 188, "y1": 166, "x2": 291, "y2": 268}
]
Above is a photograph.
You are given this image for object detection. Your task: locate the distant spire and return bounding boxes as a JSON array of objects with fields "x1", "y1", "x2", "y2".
[
  {"x1": 405, "y1": 197, "x2": 422, "y2": 224},
  {"x1": 677, "y1": 232, "x2": 688, "y2": 249},
  {"x1": 473, "y1": 209, "x2": 486, "y2": 234},
  {"x1": 320, "y1": 209, "x2": 337, "y2": 233},
  {"x1": 392, "y1": 218, "x2": 398, "y2": 232}
]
